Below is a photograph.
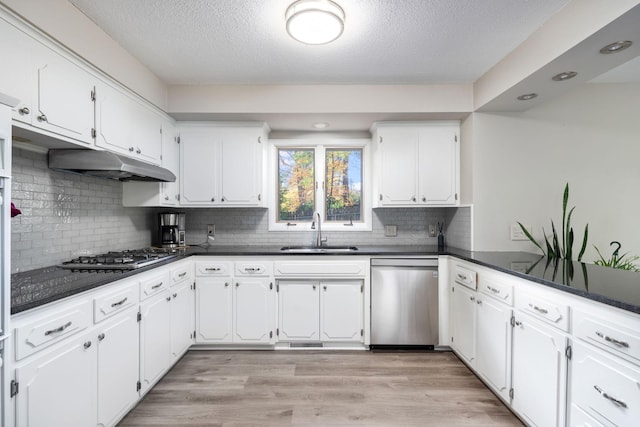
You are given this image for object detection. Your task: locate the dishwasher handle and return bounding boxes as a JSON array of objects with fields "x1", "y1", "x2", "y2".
[{"x1": 371, "y1": 258, "x2": 438, "y2": 268}]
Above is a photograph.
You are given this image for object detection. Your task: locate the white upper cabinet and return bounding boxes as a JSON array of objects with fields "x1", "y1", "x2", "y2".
[
  {"x1": 371, "y1": 122, "x2": 459, "y2": 207},
  {"x1": 0, "y1": 15, "x2": 95, "y2": 146},
  {"x1": 95, "y1": 81, "x2": 162, "y2": 165},
  {"x1": 179, "y1": 123, "x2": 268, "y2": 207}
]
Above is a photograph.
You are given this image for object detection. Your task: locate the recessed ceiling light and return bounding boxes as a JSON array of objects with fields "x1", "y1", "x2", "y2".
[
  {"x1": 552, "y1": 71, "x2": 578, "y2": 81},
  {"x1": 312, "y1": 122, "x2": 329, "y2": 129},
  {"x1": 286, "y1": 0, "x2": 345, "y2": 45},
  {"x1": 599, "y1": 40, "x2": 633, "y2": 54},
  {"x1": 517, "y1": 93, "x2": 538, "y2": 101}
]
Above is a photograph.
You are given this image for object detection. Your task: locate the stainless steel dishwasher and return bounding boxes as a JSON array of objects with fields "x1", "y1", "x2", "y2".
[{"x1": 370, "y1": 258, "x2": 439, "y2": 349}]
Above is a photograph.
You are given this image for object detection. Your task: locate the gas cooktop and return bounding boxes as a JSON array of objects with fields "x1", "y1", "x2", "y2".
[{"x1": 59, "y1": 248, "x2": 179, "y2": 271}]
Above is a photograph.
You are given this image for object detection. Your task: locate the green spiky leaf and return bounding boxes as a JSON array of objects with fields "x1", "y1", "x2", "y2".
[
  {"x1": 517, "y1": 222, "x2": 545, "y2": 255},
  {"x1": 577, "y1": 224, "x2": 588, "y2": 261}
]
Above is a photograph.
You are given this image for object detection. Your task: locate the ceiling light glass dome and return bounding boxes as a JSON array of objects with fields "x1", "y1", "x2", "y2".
[{"x1": 286, "y1": 0, "x2": 345, "y2": 45}]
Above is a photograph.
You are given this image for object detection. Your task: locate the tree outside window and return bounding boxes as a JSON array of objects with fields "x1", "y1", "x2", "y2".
[
  {"x1": 325, "y1": 149, "x2": 362, "y2": 222},
  {"x1": 278, "y1": 148, "x2": 315, "y2": 222}
]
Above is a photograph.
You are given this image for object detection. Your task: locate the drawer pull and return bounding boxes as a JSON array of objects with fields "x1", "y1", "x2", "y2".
[
  {"x1": 151, "y1": 282, "x2": 164, "y2": 290},
  {"x1": 594, "y1": 385, "x2": 628, "y2": 408},
  {"x1": 178, "y1": 272, "x2": 187, "y2": 278},
  {"x1": 205, "y1": 267, "x2": 221, "y2": 272},
  {"x1": 595, "y1": 331, "x2": 630, "y2": 348},
  {"x1": 470, "y1": 296, "x2": 475, "y2": 302},
  {"x1": 110, "y1": 297, "x2": 128, "y2": 308},
  {"x1": 98, "y1": 333, "x2": 105, "y2": 341},
  {"x1": 457, "y1": 273, "x2": 467, "y2": 281},
  {"x1": 244, "y1": 267, "x2": 259, "y2": 272},
  {"x1": 84, "y1": 341, "x2": 92, "y2": 350},
  {"x1": 44, "y1": 321, "x2": 72, "y2": 336},
  {"x1": 530, "y1": 304, "x2": 549, "y2": 314},
  {"x1": 488, "y1": 286, "x2": 501, "y2": 294}
]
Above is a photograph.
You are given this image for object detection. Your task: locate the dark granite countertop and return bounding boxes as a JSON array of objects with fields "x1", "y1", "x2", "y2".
[{"x1": 11, "y1": 245, "x2": 640, "y2": 315}]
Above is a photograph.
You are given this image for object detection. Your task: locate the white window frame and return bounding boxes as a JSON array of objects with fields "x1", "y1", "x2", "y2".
[{"x1": 268, "y1": 138, "x2": 372, "y2": 232}]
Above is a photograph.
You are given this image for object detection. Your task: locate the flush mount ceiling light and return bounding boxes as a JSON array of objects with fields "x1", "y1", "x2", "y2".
[
  {"x1": 286, "y1": 0, "x2": 345, "y2": 45},
  {"x1": 599, "y1": 40, "x2": 633, "y2": 54},
  {"x1": 552, "y1": 71, "x2": 578, "y2": 81},
  {"x1": 517, "y1": 93, "x2": 538, "y2": 101}
]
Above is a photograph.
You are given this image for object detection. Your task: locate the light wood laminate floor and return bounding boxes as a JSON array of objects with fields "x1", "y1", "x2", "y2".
[{"x1": 118, "y1": 350, "x2": 524, "y2": 426}]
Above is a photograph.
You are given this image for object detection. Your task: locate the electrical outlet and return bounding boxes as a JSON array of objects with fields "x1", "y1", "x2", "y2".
[
  {"x1": 511, "y1": 223, "x2": 530, "y2": 241},
  {"x1": 384, "y1": 225, "x2": 397, "y2": 237},
  {"x1": 428, "y1": 224, "x2": 436, "y2": 237},
  {"x1": 207, "y1": 224, "x2": 215, "y2": 237}
]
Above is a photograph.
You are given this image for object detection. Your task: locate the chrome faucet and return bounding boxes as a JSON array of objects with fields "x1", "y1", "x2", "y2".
[{"x1": 311, "y1": 211, "x2": 327, "y2": 247}]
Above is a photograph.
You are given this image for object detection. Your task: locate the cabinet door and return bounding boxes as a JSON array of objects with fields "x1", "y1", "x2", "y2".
[
  {"x1": 475, "y1": 296, "x2": 512, "y2": 400},
  {"x1": 377, "y1": 127, "x2": 419, "y2": 205},
  {"x1": 234, "y1": 279, "x2": 274, "y2": 343},
  {"x1": 195, "y1": 278, "x2": 232, "y2": 343},
  {"x1": 419, "y1": 126, "x2": 457, "y2": 204},
  {"x1": 277, "y1": 282, "x2": 319, "y2": 341},
  {"x1": 161, "y1": 121, "x2": 180, "y2": 205},
  {"x1": 139, "y1": 291, "x2": 172, "y2": 395},
  {"x1": 179, "y1": 128, "x2": 218, "y2": 205},
  {"x1": 97, "y1": 307, "x2": 139, "y2": 427},
  {"x1": 511, "y1": 312, "x2": 568, "y2": 427},
  {"x1": 133, "y1": 103, "x2": 162, "y2": 165},
  {"x1": 219, "y1": 130, "x2": 261, "y2": 205},
  {"x1": 95, "y1": 82, "x2": 135, "y2": 155},
  {"x1": 0, "y1": 17, "x2": 37, "y2": 124},
  {"x1": 15, "y1": 333, "x2": 97, "y2": 427},
  {"x1": 450, "y1": 284, "x2": 476, "y2": 366},
  {"x1": 36, "y1": 49, "x2": 95, "y2": 145},
  {"x1": 320, "y1": 281, "x2": 363, "y2": 342},
  {"x1": 170, "y1": 281, "x2": 194, "y2": 359}
]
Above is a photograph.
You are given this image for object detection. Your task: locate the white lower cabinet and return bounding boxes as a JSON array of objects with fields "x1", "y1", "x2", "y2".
[
  {"x1": 450, "y1": 282, "x2": 476, "y2": 366},
  {"x1": 511, "y1": 311, "x2": 568, "y2": 427},
  {"x1": 194, "y1": 259, "x2": 275, "y2": 345},
  {"x1": 97, "y1": 307, "x2": 139, "y2": 427},
  {"x1": 475, "y1": 276, "x2": 513, "y2": 401},
  {"x1": 139, "y1": 289, "x2": 172, "y2": 395},
  {"x1": 14, "y1": 331, "x2": 97, "y2": 427},
  {"x1": 170, "y1": 280, "x2": 195, "y2": 359},
  {"x1": 277, "y1": 280, "x2": 364, "y2": 344}
]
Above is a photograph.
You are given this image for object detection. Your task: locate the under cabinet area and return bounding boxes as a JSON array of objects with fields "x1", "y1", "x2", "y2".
[{"x1": 371, "y1": 122, "x2": 459, "y2": 207}]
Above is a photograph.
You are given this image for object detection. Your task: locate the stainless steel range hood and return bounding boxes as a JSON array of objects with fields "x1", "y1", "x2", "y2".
[{"x1": 48, "y1": 149, "x2": 176, "y2": 182}]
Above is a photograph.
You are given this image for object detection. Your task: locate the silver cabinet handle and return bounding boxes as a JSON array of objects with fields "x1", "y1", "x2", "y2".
[
  {"x1": 224, "y1": 282, "x2": 229, "y2": 287},
  {"x1": 530, "y1": 304, "x2": 549, "y2": 314},
  {"x1": 178, "y1": 272, "x2": 187, "y2": 278},
  {"x1": 476, "y1": 299, "x2": 482, "y2": 305},
  {"x1": 422, "y1": 197, "x2": 426, "y2": 202},
  {"x1": 45, "y1": 321, "x2": 72, "y2": 336},
  {"x1": 412, "y1": 196, "x2": 417, "y2": 202},
  {"x1": 236, "y1": 283, "x2": 239, "y2": 287},
  {"x1": 37, "y1": 113, "x2": 47, "y2": 122},
  {"x1": 173, "y1": 293, "x2": 178, "y2": 298},
  {"x1": 221, "y1": 197, "x2": 225, "y2": 202},
  {"x1": 488, "y1": 286, "x2": 501, "y2": 294},
  {"x1": 470, "y1": 296, "x2": 475, "y2": 302},
  {"x1": 166, "y1": 296, "x2": 171, "y2": 302},
  {"x1": 244, "y1": 267, "x2": 259, "y2": 272},
  {"x1": 594, "y1": 385, "x2": 627, "y2": 408},
  {"x1": 457, "y1": 273, "x2": 467, "y2": 281},
  {"x1": 129, "y1": 147, "x2": 135, "y2": 152},
  {"x1": 84, "y1": 341, "x2": 92, "y2": 349},
  {"x1": 111, "y1": 297, "x2": 128, "y2": 308},
  {"x1": 515, "y1": 320, "x2": 522, "y2": 327},
  {"x1": 18, "y1": 107, "x2": 30, "y2": 115},
  {"x1": 98, "y1": 333, "x2": 105, "y2": 341},
  {"x1": 164, "y1": 195, "x2": 169, "y2": 200},
  {"x1": 136, "y1": 147, "x2": 141, "y2": 154},
  {"x1": 323, "y1": 286, "x2": 327, "y2": 291},
  {"x1": 151, "y1": 282, "x2": 163, "y2": 290},
  {"x1": 205, "y1": 267, "x2": 221, "y2": 272},
  {"x1": 312, "y1": 284, "x2": 316, "y2": 290},
  {"x1": 596, "y1": 331, "x2": 630, "y2": 348},
  {"x1": 211, "y1": 197, "x2": 215, "y2": 202}
]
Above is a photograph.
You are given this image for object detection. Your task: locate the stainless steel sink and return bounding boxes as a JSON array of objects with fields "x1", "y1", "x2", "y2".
[{"x1": 280, "y1": 245, "x2": 359, "y2": 253}]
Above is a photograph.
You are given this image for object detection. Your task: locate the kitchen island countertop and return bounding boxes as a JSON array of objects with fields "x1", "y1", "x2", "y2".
[{"x1": 11, "y1": 245, "x2": 640, "y2": 315}]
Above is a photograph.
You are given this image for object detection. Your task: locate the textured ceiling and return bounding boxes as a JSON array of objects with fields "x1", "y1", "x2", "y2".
[{"x1": 69, "y1": 0, "x2": 571, "y2": 85}]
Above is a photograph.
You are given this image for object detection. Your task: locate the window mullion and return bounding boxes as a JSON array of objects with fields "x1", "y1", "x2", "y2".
[{"x1": 316, "y1": 146, "x2": 326, "y2": 220}]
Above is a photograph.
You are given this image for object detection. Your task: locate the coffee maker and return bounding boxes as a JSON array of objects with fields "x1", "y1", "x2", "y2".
[{"x1": 158, "y1": 212, "x2": 186, "y2": 248}]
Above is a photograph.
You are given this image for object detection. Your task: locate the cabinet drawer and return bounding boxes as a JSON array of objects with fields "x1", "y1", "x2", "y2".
[
  {"x1": 15, "y1": 301, "x2": 91, "y2": 360},
  {"x1": 515, "y1": 291, "x2": 569, "y2": 331},
  {"x1": 171, "y1": 263, "x2": 193, "y2": 284},
  {"x1": 571, "y1": 341, "x2": 640, "y2": 427},
  {"x1": 235, "y1": 261, "x2": 272, "y2": 277},
  {"x1": 478, "y1": 275, "x2": 513, "y2": 306},
  {"x1": 453, "y1": 264, "x2": 477, "y2": 290},
  {"x1": 139, "y1": 270, "x2": 171, "y2": 300},
  {"x1": 93, "y1": 284, "x2": 138, "y2": 323},
  {"x1": 574, "y1": 308, "x2": 640, "y2": 365},
  {"x1": 274, "y1": 260, "x2": 367, "y2": 277},
  {"x1": 196, "y1": 261, "x2": 232, "y2": 276}
]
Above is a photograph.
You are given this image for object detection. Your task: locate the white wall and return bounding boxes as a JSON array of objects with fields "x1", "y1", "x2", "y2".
[{"x1": 471, "y1": 83, "x2": 640, "y2": 262}]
